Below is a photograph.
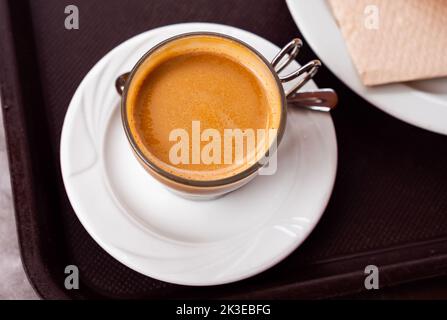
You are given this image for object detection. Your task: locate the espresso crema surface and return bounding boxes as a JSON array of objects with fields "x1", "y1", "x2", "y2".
[{"x1": 126, "y1": 35, "x2": 282, "y2": 181}]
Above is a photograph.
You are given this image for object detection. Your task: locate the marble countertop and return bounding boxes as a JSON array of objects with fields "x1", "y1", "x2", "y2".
[{"x1": 0, "y1": 102, "x2": 38, "y2": 299}]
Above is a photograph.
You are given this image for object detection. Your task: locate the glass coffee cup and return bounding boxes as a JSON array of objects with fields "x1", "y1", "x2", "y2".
[{"x1": 116, "y1": 32, "x2": 323, "y2": 200}]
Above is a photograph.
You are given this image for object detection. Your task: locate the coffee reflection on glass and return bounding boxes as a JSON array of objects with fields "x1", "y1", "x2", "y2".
[{"x1": 116, "y1": 32, "x2": 320, "y2": 199}]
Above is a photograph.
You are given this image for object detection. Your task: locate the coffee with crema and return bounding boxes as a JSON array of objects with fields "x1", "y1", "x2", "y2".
[{"x1": 126, "y1": 34, "x2": 282, "y2": 181}]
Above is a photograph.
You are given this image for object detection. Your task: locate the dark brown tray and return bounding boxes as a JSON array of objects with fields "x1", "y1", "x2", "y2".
[{"x1": 1, "y1": 0, "x2": 447, "y2": 300}]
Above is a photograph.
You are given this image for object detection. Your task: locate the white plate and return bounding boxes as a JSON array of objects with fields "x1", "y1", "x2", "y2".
[
  {"x1": 60, "y1": 23, "x2": 337, "y2": 286},
  {"x1": 286, "y1": 0, "x2": 447, "y2": 135}
]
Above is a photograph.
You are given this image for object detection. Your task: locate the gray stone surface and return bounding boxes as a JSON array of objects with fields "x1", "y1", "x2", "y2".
[{"x1": 0, "y1": 102, "x2": 38, "y2": 299}]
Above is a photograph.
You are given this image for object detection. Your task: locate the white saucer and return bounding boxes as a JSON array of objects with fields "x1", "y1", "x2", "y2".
[
  {"x1": 286, "y1": 0, "x2": 447, "y2": 135},
  {"x1": 60, "y1": 23, "x2": 337, "y2": 286}
]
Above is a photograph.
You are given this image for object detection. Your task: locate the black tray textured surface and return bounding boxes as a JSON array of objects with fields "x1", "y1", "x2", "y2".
[{"x1": 1, "y1": 0, "x2": 447, "y2": 299}]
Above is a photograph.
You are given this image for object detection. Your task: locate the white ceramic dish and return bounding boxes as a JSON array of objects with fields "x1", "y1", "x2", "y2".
[
  {"x1": 286, "y1": 0, "x2": 447, "y2": 135},
  {"x1": 60, "y1": 23, "x2": 337, "y2": 285}
]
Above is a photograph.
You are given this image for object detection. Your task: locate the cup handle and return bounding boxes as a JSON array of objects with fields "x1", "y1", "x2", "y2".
[
  {"x1": 115, "y1": 72, "x2": 130, "y2": 95},
  {"x1": 271, "y1": 39, "x2": 321, "y2": 97},
  {"x1": 287, "y1": 89, "x2": 338, "y2": 112}
]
